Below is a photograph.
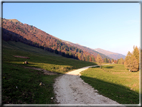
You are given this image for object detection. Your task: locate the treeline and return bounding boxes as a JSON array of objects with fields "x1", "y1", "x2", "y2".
[
  {"x1": 67, "y1": 42, "x2": 111, "y2": 60},
  {"x1": 2, "y1": 18, "x2": 98, "y2": 62},
  {"x1": 103, "y1": 58, "x2": 118, "y2": 63}
]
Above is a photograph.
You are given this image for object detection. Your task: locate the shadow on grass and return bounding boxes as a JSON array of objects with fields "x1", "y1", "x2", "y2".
[
  {"x1": 102, "y1": 66, "x2": 114, "y2": 69},
  {"x1": 80, "y1": 75, "x2": 139, "y2": 104},
  {"x1": 92, "y1": 66, "x2": 100, "y2": 68}
]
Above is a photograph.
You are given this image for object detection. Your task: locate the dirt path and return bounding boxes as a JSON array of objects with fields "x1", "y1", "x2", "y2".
[{"x1": 53, "y1": 65, "x2": 124, "y2": 105}]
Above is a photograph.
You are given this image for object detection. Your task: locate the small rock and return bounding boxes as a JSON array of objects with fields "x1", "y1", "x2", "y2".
[
  {"x1": 51, "y1": 97, "x2": 54, "y2": 99},
  {"x1": 24, "y1": 61, "x2": 28, "y2": 64},
  {"x1": 39, "y1": 82, "x2": 42, "y2": 86},
  {"x1": 94, "y1": 90, "x2": 98, "y2": 92},
  {"x1": 16, "y1": 86, "x2": 18, "y2": 89}
]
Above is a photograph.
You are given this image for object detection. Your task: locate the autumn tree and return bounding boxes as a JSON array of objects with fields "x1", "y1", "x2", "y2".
[
  {"x1": 92, "y1": 56, "x2": 95, "y2": 62},
  {"x1": 107, "y1": 59, "x2": 110, "y2": 63},
  {"x1": 133, "y1": 46, "x2": 139, "y2": 70},
  {"x1": 78, "y1": 53, "x2": 82, "y2": 60},
  {"x1": 87, "y1": 55, "x2": 90, "y2": 62},
  {"x1": 96, "y1": 54, "x2": 103, "y2": 68},
  {"x1": 89, "y1": 56, "x2": 92, "y2": 62},
  {"x1": 124, "y1": 50, "x2": 139, "y2": 72},
  {"x1": 124, "y1": 51, "x2": 132, "y2": 70},
  {"x1": 117, "y1": 58, "x2": 124, "y2": 64},
  {"x1": 114, "y1": 60, "x2": 117, "y2": 63},
  {"x1": 111, "y1": 59, "x2": 114, "y2": 63},
  {"x1": 104, "y1": 58, "x2": 109, "y2": 63},
  {"x1": 91, "y1": 56, "x2": 95, "y2": 62},
  {"x1": 130, "y1": 54, "x2": 139, "y2": 71}
]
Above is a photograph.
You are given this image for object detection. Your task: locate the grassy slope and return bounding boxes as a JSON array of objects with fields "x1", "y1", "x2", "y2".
[
  {"x1": 80, "y1": 64, "x2": 139, "y2": 104},
  {"x1": 2, "y1": 41, "x2": 96, "y2": 104}
]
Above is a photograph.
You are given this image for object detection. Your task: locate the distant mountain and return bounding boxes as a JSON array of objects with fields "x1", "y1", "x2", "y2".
[
  {"x1": 63, "y1": 40, "x2": 111, "y2": 60},
  {"x1": 1, "y1": 18, "x2": 110, "y2": 62},
  {"x1": 94, "y1": 48, "x2": 125, "y2": 60}
]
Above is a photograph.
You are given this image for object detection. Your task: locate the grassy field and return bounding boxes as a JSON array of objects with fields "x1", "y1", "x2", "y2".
[
  {"x1": 2, "y1": 41, "x2": 96, "y2": 104},
  {"x1": 80, "y1": 64, "x2": 139, "y2": 104}
]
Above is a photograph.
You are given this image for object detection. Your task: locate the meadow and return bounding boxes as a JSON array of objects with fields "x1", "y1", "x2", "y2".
[
  {"x1": 2, "y1": 41, "x2": 96, "y2": 104},
  {"x1": 2, "y1": 41, "x2": 140, "y2": 104},
  {"x1": 80, "y1": 64, "x2": 140, "y2": 104}
]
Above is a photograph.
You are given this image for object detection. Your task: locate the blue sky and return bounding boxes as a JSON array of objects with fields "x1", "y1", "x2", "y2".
[{"x1": 2, "y1": 2, "x2": 140, "y2": 55}]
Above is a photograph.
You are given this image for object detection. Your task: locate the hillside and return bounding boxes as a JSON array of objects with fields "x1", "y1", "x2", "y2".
[
  {"x1": 2, "y1": 18, "x2": 110, "y2": 62},
  {"x1": 2, "y1": 40, "x2": 96, "y2": 104},
  {"x1": 63, "y1": 40, "x2": 111, "y2": 60},
  {"x1": 8, "y1": 19, "x2": 21, "y2": 23},
  {"x1": 94, "y1": 48, "x2": 125, "y2": 60}
]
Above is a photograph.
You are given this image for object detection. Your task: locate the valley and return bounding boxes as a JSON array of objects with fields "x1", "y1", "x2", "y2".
[{"x1": 1, "y1": 18, "x2": 139, "y2": 105}]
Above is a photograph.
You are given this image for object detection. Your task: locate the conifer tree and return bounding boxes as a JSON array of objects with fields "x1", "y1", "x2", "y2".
[
  {"x1": 96, "y1": 54, "x2": 103, "y2": 68},
  {"x1": 133, "y1": 46, "x2": 139, "y2": 70},
  {"x1": 124, "y1": 51, "x2": 132, "y2": 70},
  {"x1": 104, "y1": 58, "x2": 107, "y2": 63},
  {"x1": 124, "y1": 50, "x2": 139, "y2": 72},
  {"x1": 130, "y1": 54, "x2": 139, "y2": 71},
  {"x1": 111, "y1": 59, "x2": 114, "y2": 63},
  {"x1": 118, "y1": 58, "x2": 124, "y2": 64}
]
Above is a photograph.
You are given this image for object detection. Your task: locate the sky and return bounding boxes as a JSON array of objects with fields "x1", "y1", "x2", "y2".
[{"x1": 2, "y1": 1, "x2": 140, "y2": 55}]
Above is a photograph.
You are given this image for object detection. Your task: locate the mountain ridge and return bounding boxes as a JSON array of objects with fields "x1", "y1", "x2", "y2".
[
  {"x1": 8, "y1": 19, "x2": 20, "y2": 23},
  {"x1": 94, "y1": 48, "x2": 125, "y2": 60},
  {"x1": 62, "y1": 40, "x2": 112, "y2": 60}
]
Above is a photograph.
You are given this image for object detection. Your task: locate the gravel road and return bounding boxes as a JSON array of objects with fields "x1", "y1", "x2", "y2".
[{"x1": 54, "y1": 65, "x2": 124, "y2": 105}]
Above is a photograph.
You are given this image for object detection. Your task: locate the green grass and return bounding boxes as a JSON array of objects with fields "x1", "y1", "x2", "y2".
[
  {"x1": 2, "y1": 41, "x2": 58, "y2": 56},
  {"x1": 3, "y1": 41, "x2": 96, "y2": 74},
  {"x1": 2, "y1": 41, "x2": 96, "y2": 104},
  {"x1": 3, "y1": 63, "x2": 58, "y2": 104},
  {"x1": 80, "y1": 64, "x2": 139, "y2": 104}
]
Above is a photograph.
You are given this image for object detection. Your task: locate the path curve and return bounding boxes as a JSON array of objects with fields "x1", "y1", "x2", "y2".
[{"x1": 53, "y1": 65, "x2": 123, "y2": 105}]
